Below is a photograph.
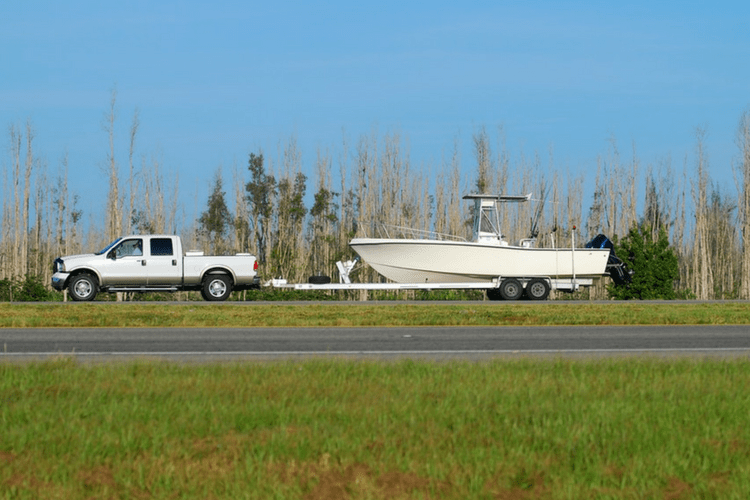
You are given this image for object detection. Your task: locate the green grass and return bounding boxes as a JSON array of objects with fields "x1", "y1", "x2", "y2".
[
  {"x1": 3, "y1": 303, "x2": 750, "y2": 498},
  {"x1": 1, "y1": 301, "x2": 750, "y2": 328},
  {"x1": 2, "y1": 358, "x2": 750, "y2": 498}
]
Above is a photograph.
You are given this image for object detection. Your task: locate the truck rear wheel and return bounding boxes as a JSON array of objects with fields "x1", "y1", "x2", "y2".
[
  {"x1": 202, "y1": 274, "x2": 232, "y2": 301},
  {"x1": 68, "y1": 274, "x2": 97, "y2": 301}
]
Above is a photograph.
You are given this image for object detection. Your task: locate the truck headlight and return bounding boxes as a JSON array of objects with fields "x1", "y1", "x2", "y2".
[{"x1": 53, "y1": 258, "x2": 65, "y2": 273}]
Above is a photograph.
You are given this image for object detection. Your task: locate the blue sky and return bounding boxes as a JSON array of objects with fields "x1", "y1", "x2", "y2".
[{"x1": 2, "y1": 1, "x2": 749, "y2": 223}]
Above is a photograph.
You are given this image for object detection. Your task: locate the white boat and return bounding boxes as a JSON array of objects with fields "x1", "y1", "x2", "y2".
[{"x1": 349, "y1": 194, "x2": 611, "y2": 289}]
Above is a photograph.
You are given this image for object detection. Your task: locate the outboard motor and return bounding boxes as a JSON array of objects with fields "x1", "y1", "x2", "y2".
[{"x1": 585, "y1": 234, "x2": 632, "y2": 285}]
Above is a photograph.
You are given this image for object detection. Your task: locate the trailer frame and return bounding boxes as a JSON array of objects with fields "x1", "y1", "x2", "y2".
[{"x1": 265, "y1": 258, "x2": 595, "y2": 299}]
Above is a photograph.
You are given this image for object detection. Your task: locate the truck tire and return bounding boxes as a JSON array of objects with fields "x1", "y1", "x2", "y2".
[
  {"x1": 202, "y1": 274, "x2": 232, "y2": 301},
  {"x1": 525, "y1": 278, "x2": 550, "y2": 300},
  {"x1": 499, "y1": 278, "x2": 523, "y2": 300},
  {"x1": 68, "y1": 273, "x2": 97, "y2": 301}
]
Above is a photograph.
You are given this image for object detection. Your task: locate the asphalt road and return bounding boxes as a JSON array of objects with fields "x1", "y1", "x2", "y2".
[{"x1": 2, "y1": 325, "x2": 750, "y2": 361}]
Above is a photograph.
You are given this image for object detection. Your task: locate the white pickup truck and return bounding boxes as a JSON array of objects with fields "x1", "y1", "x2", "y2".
[{"x1": 51, "y1": 235, "x2": 260, "y2": 301}]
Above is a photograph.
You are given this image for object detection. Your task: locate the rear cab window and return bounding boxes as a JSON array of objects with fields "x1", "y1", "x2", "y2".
[{"x1": 150, "y1": 238, "x2": 174, "y2": 256}]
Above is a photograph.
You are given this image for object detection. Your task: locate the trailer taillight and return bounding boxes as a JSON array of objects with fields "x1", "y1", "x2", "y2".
[{"x1": 254, "y1": 260, "x2": 259, "y2": 271}]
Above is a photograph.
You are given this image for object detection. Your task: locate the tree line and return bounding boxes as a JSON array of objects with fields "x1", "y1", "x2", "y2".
[{"x1": 2, "y1": 95, "x2": 750, "y2": 300}]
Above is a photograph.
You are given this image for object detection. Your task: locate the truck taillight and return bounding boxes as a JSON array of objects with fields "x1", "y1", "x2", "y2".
[{"x1": 254, "y1": 260, "x2": 259, "y2": 271}]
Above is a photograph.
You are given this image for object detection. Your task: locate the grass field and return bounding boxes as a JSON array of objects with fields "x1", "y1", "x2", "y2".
[
  {"x1": 1, "y1": 301, "x2": 750, "y2": 328},
  {"x1": 2, "y1": 302, "x2": 750, "y2": 498},
  {"x1": 2, "y1": 358, "x2": 750, "y2": 499}
]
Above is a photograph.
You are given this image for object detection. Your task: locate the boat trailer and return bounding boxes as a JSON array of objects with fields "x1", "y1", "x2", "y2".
[{"x1": 266, "y1": 258, "x2": 595, "y2": 300}]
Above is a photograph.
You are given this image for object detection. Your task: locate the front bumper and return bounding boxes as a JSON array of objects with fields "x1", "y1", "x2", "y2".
[{"x1": 51, "y1": 272, "x2": 70, "y2": 291}]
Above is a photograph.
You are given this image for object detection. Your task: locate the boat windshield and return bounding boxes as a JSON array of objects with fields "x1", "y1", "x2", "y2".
[
  {"x1": 95, "y1": 238, "x2": 122, "y2": 255},
  {"x1": 479, "y1": 206, "x2": 500, "y2": 234}
]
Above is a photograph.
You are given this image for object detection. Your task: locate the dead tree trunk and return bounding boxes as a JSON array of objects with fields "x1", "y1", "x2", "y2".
[
  {"x1": 737, "y1": 111, "x2": 750, "y2": 299},
  {"x1": 692, "y1": 128, "x2": 714, "y2": 299}
]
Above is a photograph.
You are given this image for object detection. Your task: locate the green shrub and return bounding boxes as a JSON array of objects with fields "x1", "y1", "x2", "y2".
[
  {"x1": 0, "y1": 275, "x2": 59, "y2": 302},
  {"x1": 608, "y1": 224, "x2": 679, "y2": 300}
]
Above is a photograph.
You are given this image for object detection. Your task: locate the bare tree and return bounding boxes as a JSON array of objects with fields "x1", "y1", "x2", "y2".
[
  {"x1": 705, "y1": 189, "x2": 738, "y2": 298},
  {"x1": 445, "y1": 139, "x2": 468, "y2": 239},
  {"x1": 232, "y1": 163, "x2": 251, "y2": 253},
  {"x1": 10, "y1": 125, "x2": 22, "y2": 279},
  {"x1": 271, "y1": 137, "x2": 308, "y2": 281},
  {"x1": 337, "y1": 131, "x2": 351, "y2": 253},
  {"x1": 131, "y1": 155, "x2": 171, "y2": 234},
  {"x1": 104, "y1": 89, "x2": 122, "y2": 240},
  {"x1": 473, "y1": 126, "x2": 492, "y2": 194},
  {"x1": 691, "y1": 128, "x2": 714, "y2": 299},
  {"x1": 22, "y1": 121, "x2": 34, "y2": 277},
  {"x1": 736, "y1": 110, "x2": 750, "y2": 299},
  {"x1": 126, "y1": 109, "x2": 140, "y2": 235},
  {"x1": 308, "y1": 149, "x2": 338, "y2": 275}
]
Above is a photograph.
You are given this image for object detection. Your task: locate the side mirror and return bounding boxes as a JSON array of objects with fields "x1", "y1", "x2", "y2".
[{"x1": 108, "y1": 250, "x2": 117, "y2": 260}]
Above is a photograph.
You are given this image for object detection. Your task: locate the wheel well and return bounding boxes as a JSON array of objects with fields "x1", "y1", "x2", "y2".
[
  {"x1": 68, "y1": 269, "x2": 100, "y2": 287},
  {"x1": 202, "y1": 269, "x2": 234, "y2": 284}
]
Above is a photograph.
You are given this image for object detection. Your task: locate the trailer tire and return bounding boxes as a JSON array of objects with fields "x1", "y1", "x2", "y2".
[
  {"x1": 202, "y1": 274, "x2": 232, "y2": 301},
  {"x1": 499, "y1": 278, "x2": 523, "y2": 300},
  {"x1": 308, "y1": 275, "x2": 331, "y2": 284},
  {"x1": 525, "y1": 278, "x2": 550, "y2": 300},
  {"x1": 68, "y1": 273, "x2": 98, "y2": 302},
  {"x1": 486, "y1": 288, "x2": 503, "y2": 301}
]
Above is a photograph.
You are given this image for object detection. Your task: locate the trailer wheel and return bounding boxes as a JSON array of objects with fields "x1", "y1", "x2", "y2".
[
  {"x1": 525, "y1": 278, "x2": 550, "y2": 300},
  {"x1": 202, "y1": 274, "x2": 232, "y2": 301},
  {"x1": 68, "y1": 273, "x2": 98, "y2": 301},
  {"x1": 499, "y1": 278, "x2": 523, "y2": 300}
]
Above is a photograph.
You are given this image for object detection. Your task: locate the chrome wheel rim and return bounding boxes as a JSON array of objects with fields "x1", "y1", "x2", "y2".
[
  {"x1": 74, "y1": 280, "x2": 91, "y2": 298},
  {"x1": 208, "y1": 279, "x2": 227, "y2": 297}
]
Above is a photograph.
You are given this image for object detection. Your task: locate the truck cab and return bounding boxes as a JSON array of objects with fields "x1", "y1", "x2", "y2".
[{"x1": 96, "y1": 236, "x2": 184, "y2": 286}]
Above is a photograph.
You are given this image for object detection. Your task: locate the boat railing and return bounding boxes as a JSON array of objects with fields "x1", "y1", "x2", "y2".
[{"x1": 357, "y1": 221, "x2": 467, "y2": 242}]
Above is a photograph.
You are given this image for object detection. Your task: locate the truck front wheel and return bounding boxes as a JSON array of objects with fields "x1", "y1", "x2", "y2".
[
  {"x1": 202, "y1": 275, "x2": 232, "y2": 301},
  {"x1": 68, "y1": 274, "x2": 98, "y2": 301}
]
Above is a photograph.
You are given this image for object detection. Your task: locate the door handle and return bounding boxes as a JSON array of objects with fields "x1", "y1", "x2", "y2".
[
  {"x1": 172, "y1": 259, "x2": 177, "y2": 266},
  {"x1": 142, "y1": 260, "x2": 147, "y2": 266}
]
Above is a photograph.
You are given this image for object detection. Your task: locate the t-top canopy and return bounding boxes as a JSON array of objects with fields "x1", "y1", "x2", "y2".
[{"x1": 462, "y1": 193, "x2": 532, "y2": 202}]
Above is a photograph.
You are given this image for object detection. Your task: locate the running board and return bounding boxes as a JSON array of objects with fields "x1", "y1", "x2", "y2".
[{"x1": 106, "y1": 287, "x2": 180, "y2": 292}]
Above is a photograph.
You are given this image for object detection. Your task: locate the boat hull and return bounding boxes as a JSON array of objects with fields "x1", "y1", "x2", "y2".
[{"x1": 349, "y1": 238, "x2": 610, "y2": 283}]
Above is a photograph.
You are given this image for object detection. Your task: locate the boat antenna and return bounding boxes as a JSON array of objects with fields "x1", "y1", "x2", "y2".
[{"x1": 529, "y1": 183, "x2": 548, "y2": 239}]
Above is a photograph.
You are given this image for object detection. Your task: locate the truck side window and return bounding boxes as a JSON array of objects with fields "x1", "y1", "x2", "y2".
[
  {"x1": 116, "y1": 239, "x2": 143, "y2": 257},
  {"x1": 151, "y1": 238, "x2": 174, "y2": 256}
]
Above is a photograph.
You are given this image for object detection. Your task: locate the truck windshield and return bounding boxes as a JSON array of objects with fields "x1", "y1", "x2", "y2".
[{"x1": 95, "y1": 238, "x2": 122, "y2": 255}]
